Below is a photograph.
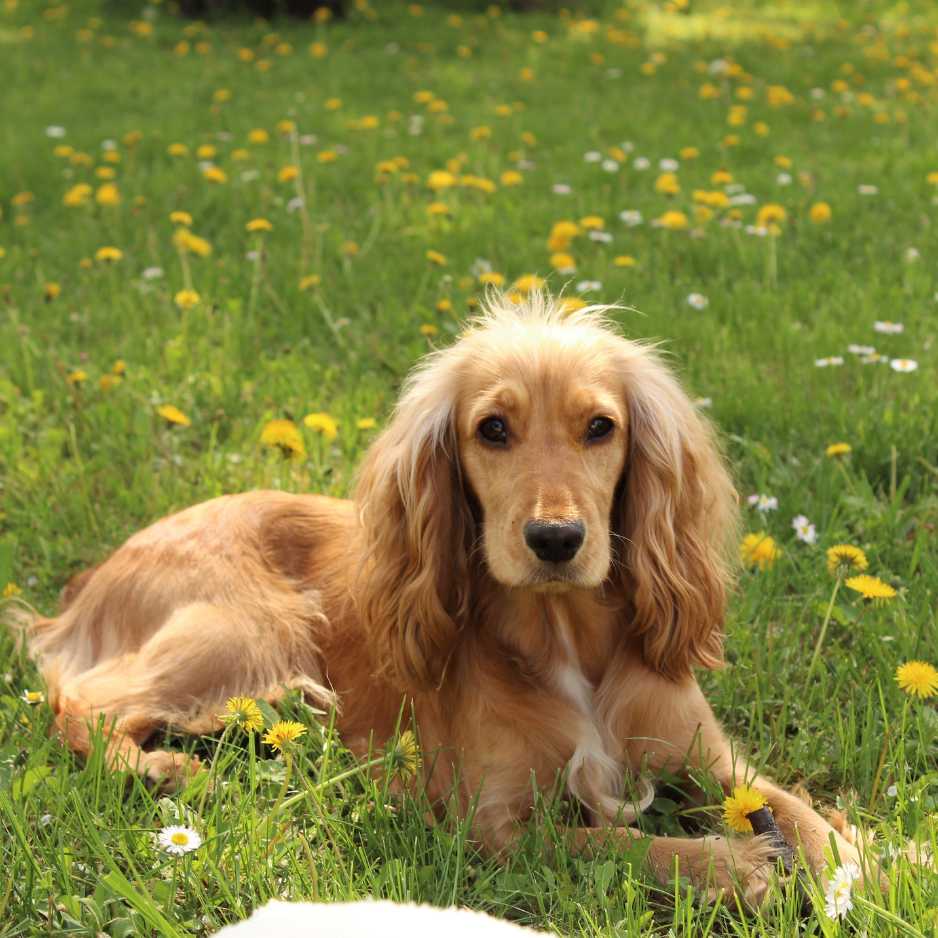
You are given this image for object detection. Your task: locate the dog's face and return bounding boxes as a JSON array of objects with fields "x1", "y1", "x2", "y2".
[{"x1": 456, "y1": 327, "x2": 628, "y2": 591}]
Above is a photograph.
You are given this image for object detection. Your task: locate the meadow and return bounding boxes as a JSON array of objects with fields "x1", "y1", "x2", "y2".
[{"x1": 1, "y1": 0, "x2": 937, "y2": 934}]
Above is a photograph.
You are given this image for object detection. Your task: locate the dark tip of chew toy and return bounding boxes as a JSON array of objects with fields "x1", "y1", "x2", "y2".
[{"x1": 746, "y1": 806, "x2": 795, "y2": 874}]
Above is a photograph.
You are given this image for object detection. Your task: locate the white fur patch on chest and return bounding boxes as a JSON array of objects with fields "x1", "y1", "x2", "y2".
[{"x1": 552, "y1": 615, "x2": 652, "y2": 824}]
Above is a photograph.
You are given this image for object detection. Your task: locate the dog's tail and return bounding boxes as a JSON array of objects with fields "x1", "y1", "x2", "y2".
[{"x1": 2, "y1": 601, "x2": 67, "y2": 711}]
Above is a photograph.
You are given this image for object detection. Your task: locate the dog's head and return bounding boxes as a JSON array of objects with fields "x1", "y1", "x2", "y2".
[{"x1": 355, "y1": 293, "x2": 737, "y2": 689}]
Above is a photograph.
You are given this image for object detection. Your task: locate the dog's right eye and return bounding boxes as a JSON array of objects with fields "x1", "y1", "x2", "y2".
[{"x1": 478, "y1": 417, "x2": 508, "y2": 445}]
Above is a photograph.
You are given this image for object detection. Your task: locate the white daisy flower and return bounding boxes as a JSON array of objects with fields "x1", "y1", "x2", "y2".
[
  {"x1": 659, "y1": 158, "x2": 679, "y2": 171},
  {"x1": 747, "y1": 494, "x2": 778, "y2": 512},
  {"x1": 824, "y1": 862, "x2": 860, "y2": 920},
  {"x1": 408, "y1": 115, "x2": 424, "y2": 136},
  {"x1": 158, "y1": 825, "x2": 202, "y2": 856},
  {"x1": 776, "y1": 173, "x2": 792, "y2": 186},
  {"x1": 287, "y1": 196, "x2": 305, "y2": 213},
  {"x1": 470, "y1": 257, "x2": 493, "y2": 276},
  {"x1": 858, "y1": 184, "x2": 878, "y2": 195},
  {"x1": 686, "y1": 292, "x2": 709, "y2": 310},
  {"x1": 815, "y1": 356, "x2": 844, "y2": 367},
  {"x1": 745, "y1": 225, "x2": 769, "y2": 237},
  {"x1": 904, "y1": 247, "x2": 920, "y2": 263},
  {"x1": 583, "y1": 150, "x2": 602, "y2": 163},
  {"x1": 791, "y1": 515, "x2": 817, "y2": 544},
  {"x1": 725, "y1": 183, "x2": 746, "y2": 195},
  {"x1": 693, "y1": 396, "x2": 712, "y2": 408},
  {"x1": 886, "y1": 784, "x2": 898, "y2": 798},
  {"x1": 709, "y1": 58, "x2": 729, "y2": 75},
  {"x1": 21, "y1": 690, "x2": 45, "y2": 705},
  {"x1": 101, "y1": 139, "x2": 117, "y2": 151},
  {"x1": 619, "y1": 209, "x2": 643, "y2": 226},
  {"x1": 588, "y1": 230, "x2": 613, "y2": 243},
  {"x1": 601, "y1": 159, "x2": 620, "y2": 173},
  {"x1": 619, "y1": 140, "x2": 635, "y2": 153},
  {"x1": 45, "y1": 125, "x2": 66, "y2": 138},
  {"x1": 632, "y1": 157, "x2": 650, "y2": 171},
  {"x1": 811, "y1": 87, "x2": 826, "y2": 99},
  {"x1": 873, "y1": 320, "x2": 903, "y2": 334},
  {"x1": 552, "y1": 183, "x2": 572, "y2": 195},
  {"x1": 576, "y1": 280, "x2": 602, "y2": 294},
  {"x1": 246, "y1": 250, "x2": 261, "y2": 262},
  {"x1": 142, "y1": 266, "x2": 164, "y2": 280},
  {"x1": 890, "y1": 358, "x2": 918, "y2": 373},
  {"x1": 729, "y1": 193, "x2": 756, "y2": 206},
  {"x1": 240, "y1": 170, "x2": 260, "y2": 183},
  {"x1": 298, "y1": 134, "x2": 317, "y2": 146},
  {"x1": 847, "y1": 344, "x2": 875, "y2": 355}
]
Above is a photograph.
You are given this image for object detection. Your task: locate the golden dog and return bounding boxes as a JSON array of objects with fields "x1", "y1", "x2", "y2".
[{"x1": 16, "y1": 292, "x2": 865, "y2": 904}]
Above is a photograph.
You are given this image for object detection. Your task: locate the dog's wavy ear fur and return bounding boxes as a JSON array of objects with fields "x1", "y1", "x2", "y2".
[
  {"x1": 615, "y1": 347, "x2": 738, "y2": 680},
  {"x1": 354, "y1": 354, "x2": 474, "y2": 692}
]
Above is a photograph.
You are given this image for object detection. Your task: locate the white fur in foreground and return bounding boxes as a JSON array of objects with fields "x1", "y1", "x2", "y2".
[{"x1": 214, "y1": 900, "x2": 551, "y2": 937}]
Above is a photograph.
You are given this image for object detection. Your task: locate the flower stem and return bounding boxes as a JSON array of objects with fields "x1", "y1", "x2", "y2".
[{"x1": 808, "y1": 576, "x2": 842, "y2": 681}]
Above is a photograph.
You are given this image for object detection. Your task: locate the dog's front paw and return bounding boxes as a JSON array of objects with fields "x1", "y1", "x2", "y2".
[{"x1": 701, "y1": 834, "x2": 787, "y2": 908}]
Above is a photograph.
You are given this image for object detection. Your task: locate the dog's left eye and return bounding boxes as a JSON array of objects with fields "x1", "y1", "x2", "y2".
[{"x1": 586, "y1": 416, "x2": 614, "y2": 441}]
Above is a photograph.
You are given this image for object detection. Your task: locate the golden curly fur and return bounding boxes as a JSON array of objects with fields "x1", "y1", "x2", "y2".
[{"x1": 13, "y1": 292, "x2": 867, "y2": 904}]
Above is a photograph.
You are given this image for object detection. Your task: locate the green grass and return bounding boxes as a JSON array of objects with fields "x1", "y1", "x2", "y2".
[{"x1": 2, "y1": 0, "x2": 937, "y2": 934}]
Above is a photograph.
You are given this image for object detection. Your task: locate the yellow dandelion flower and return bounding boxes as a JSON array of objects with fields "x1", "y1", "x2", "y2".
[
  {"x1": 514, "y1": 274, "x2": 545, "y2": 293},
  {"x1": 680, "y1": 146, "x2": 700, "y2": 160},
  {"x1": 810, "y1": 202, "x2": 832, "y2": 223},
  {"x1": 298, "y1": 274, "x2": 321, "y2": 291},
  {"x1": 67, "y1": 370, "x2": 87, "y2": 385},
  {"x1": 560, "y1": 297, "x2": 587, "y2": 314},
  {"x1": 479, "y1": 272, "x2": 505, "y2": 287},
  {"x1": 63, "y1": 183, "x2": 92, "y2": 207},
  {"x1": 174, "y1": 230, "x2": 212, "y2": 258},
  {"x1": 167, "y1": 143, "x2": 189, "y2": 157},
  {"x1": 845, "y1": 575, "x2": 896, "y2": 602},
  {"x1": 425, "y1": 249, "x2": 447, "y2": 266},
  {"x1": 157, "y1": 404, "x2": 191, "y2": 427},
  {"x1": 248, "y1": 128, "x2": 269, "y2": 144},
  {"x1": 304, "y1": 412, "x2": 338, "y2": 442},
  {"x1": 99, "y1": 374, "x2": 122, "y2": 392},
  {"x1": 12, "y1": 192, "x2": 34, "y2": 207},
  {"x1": 826, "y1": 545, "x2": 868, "y2": 576},
  {"x1": 95, "y1": 246, "x2": 123, "y2": 263},
  {"x1": 614, "y1": 255, "x2": 637, "y2": 267},
  {"x1": 655, "y1": 173, "x2": 680, "y2": 195},
  {"x1": 356, "y1": 417, "x2": 376, "y2": 430},
  {"x1": 756, "y1": 203, "x2": 787, "y2": 227},
  {"x1": 723, "y1": 785, "x2": 767, "y2": 833},
  {"x1": 318, "y1": 150, "x2": 338, "y2": 164},
  {"x1": 260, "y1": 419, "x2": 306, "y2": 459},
  {"x1": 202, "y1": 166, "x2": 228, "y2": 184},
  {"x1": 740, "y1": 532, "x2": 780, "y2": 571},
  {"x1": 655, "y1": 210, "x2": 689, "y2": 231},
  {"x1": 220, "y1": 696, "x2": 264, "y2": 733},
  {"x1": 263, "y1": 720, "x2": 307, "y2": 752},
  {"x1": 44, "y1": 282, "x2": 61, "y2": 301},
  {"x1": 341, "y1": 241, "x2": 359, "y2": 257},
  {"x1": 826, "y1": 442, "x2": 851, "y2": 458},
  {"x1": 579, "y1": 215, "x2": 605, "y2": 230},
  {"x1": 420, "y1": 323, "x2": 439, "y2": 337},
  {"x1": 711, "y1": 169, "x2": 733, "y2": 186},
  {"x1": 427, "y1": 170, "x2": 456, "y2": 191},
  {"x1": 276, "y1": 119, "x2": 297, "y2": 135},
  {"x1": 895, "y1": 661, "x2": 938, "y2": 699},
  {"x1": 246, "y1": 218, "x2": 273, "y2": 233},
  {"x1": 112, "y1": 360, "x2": 127, "y2": 376},
  {"x1": 550, "y1": 252, "x2": 575, "y2": 271},
  {"x1": 3, "y1": 582, "x2": 22, "y2": 599},
  {"x1": 196, "y1": 144, "x2": 217, "y2": 160},
  {"x1": 386, "y1": 730, "x2": 421, "y2": 780},
  {"x1": 436, "y1": 299, "x2": 453, "y2": 313},
  {"x1": 170, "y1": 210, "x2": 193, "y2": 227},
  {"x1": 278, "y1": 164, "x2": 300, "y2": 182},
  {"x1": 174, "y1": 289, "x2": 200, "y2": 310},
  {"x1": 500, "y1": 169, "x2": 523, "y2": 186}
]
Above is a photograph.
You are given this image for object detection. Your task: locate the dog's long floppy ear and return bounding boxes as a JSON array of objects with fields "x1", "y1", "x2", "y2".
[
  {"x1": 354, "y1": 353, "x2": 475, "y2": 692},
  {"x1": 615, "y1": 347, "x2": 739, "y2": 680}
]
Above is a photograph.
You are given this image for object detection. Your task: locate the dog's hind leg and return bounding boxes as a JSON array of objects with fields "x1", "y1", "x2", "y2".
[{"x1": 55, "y1": 601, "x2": 325, "y2": 790}]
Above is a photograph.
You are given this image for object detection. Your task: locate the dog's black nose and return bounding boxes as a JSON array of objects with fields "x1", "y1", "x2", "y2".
[{"x1": 523, "y1": 520, "x2": 585, "y2": 563}]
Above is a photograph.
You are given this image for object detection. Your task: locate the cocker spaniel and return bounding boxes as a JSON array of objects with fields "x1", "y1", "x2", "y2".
[{"x1": 16, "y1": 292, "x2": 866, "y2": 904}]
